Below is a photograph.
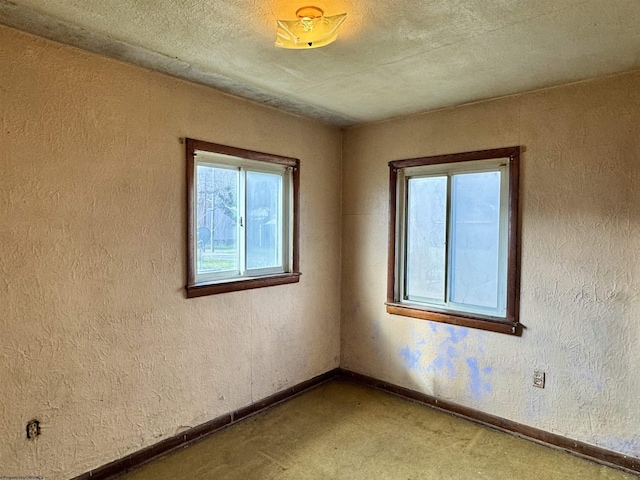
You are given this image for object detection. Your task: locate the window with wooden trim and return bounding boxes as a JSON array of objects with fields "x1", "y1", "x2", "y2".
[
  {"x1": 185, "y1": 139, "x2": 300, "y2": 298},
  {"x1": 387, "y1": 147, "x2": 520, "y2": 335}
]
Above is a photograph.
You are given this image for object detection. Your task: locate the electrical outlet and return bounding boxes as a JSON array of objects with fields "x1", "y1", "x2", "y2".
[
  {"x1": 533, "y1": 370, "x2": 545, "y2": 388},
  {"x1": 26, "y1": 419, "x2": 40, "y2": 440}
]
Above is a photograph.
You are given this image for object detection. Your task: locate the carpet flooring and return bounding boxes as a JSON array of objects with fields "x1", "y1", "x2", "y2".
[{"x1": 118, "y1": 379, "x2": 635, "y2": 479}]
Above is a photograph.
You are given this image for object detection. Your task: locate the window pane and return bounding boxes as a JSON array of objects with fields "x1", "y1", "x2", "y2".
[
  {"x1": 406, "y1": 176, "x2": 447, "y2": 302},
  {"x1": 196, "y1": 165, "x2": 239, "y2": 275},
  {"x1": 246, "y1": 171, "x2": 283, "y2": 270},
  {"x1": 450, "y1": 171, "x2": 501, "y2": 309}
]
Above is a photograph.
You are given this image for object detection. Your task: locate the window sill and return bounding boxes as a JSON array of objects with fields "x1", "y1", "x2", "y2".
[
  {"x1": 186, "y1": 272, "x2": 301, "y2": 298},
  {"x1": 385, "y1": 302, "x2": 520, "y2": 336}
]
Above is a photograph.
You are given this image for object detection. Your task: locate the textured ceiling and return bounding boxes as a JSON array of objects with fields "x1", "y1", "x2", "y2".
[{"x1": 2, "y1": 0, "x2": 640, "y2": 126}]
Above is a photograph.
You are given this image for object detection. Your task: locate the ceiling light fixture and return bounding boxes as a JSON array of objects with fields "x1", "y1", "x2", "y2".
[{"x1": 275, "y1": 6, "x2": 347, "y2": 49}]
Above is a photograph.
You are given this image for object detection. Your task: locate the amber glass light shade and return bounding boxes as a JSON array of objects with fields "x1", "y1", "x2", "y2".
[{"x1": 275, "y1": 6, "x2": 347, "y2": 49}]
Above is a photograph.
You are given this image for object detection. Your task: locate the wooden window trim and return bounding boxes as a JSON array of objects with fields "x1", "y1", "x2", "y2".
[
  {"x1": 185, "y1": 138, "x2": 300, "y2": 298},
  {"x1": 387, "y1": 146, "x2": 521, "y2": 335}
]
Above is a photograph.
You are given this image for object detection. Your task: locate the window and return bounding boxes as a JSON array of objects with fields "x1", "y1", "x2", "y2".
[
  {"x1": 387, "y1": 147, "x2": 520, "y2": 335},
  {"x1": 185, "y1": 139, "x2": 300, "y2": 298}
]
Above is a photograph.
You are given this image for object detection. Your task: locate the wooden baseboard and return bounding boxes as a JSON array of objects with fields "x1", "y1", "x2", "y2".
[
  {"x1": 72, "y1": 368, "x2": 340, "y2": 480},
  {"x1": 339, "y1": 369, "x2": 640, "y2": 476}
]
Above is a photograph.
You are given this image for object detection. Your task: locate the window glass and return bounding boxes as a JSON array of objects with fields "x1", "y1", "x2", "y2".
[
  {"x1": 246, "y1": 171, "x2": 283, "y2": 270},
  {"x1": 449, "y1": 171, "x2": 502, "y2": 311},
  {"x1": 406, "y1": 176, "x2": 447, "y2": 303},
  {"x1": 196, "y1": 165, "x2": 239, "y2": 276}
]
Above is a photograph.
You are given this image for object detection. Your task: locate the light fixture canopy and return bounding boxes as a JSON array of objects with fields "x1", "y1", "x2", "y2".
[{"x1": 275, "y1": 6, "x2": 347, "y2": 49}]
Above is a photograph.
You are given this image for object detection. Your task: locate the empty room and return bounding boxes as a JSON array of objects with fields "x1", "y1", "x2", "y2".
[{"x1": 1, "y1": 1, "x2": 639, "y2": 479}]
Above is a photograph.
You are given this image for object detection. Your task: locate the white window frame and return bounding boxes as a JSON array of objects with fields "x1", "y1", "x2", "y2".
[
  {"x1": 185, "y1": 139, "x2": 300, "y2": 298},
  {"x1": 387, "y1": 147, "x2": 520, "y2": 335},
  {"x1": 194, "y1": 152, "x2": 293, "y2": 284},
  {"x1": 396, "y1": 159, "x2": 509, "y2": 318}
]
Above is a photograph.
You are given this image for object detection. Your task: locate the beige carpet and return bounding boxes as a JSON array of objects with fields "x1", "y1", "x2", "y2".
[{"x1": 119, "y1": 380, "x2": 634, "y2": 479}]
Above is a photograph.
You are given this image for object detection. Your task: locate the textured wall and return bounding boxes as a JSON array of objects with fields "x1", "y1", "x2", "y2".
[
  {"x1": 0, "y1": 26, "x2": 342, "y2": 479},
  {"x1": 341, "y1": 71, "x2": 640, "y2": 458}
]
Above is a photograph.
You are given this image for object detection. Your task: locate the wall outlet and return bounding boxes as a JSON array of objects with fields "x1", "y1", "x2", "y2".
[
  {"x1": 533, "y1": 370, "x2": 545, "y2": 388},
  {"x1": 26, "y1": 419, "x2": 40, "y2": 440}
]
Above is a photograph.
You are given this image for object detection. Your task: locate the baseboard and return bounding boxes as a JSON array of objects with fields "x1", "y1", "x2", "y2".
[
  {"x1": 72, "y1": 368, "x2": 340, "y2": 480},
  {"x1": 339, "y1": 368, "x2": 640, "y2": 476}
]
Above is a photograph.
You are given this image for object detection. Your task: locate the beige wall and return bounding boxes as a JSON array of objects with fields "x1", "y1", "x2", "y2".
[
  {"x1": 0, "y1": 26, "x2": 342, "y2": 478},
  {"x1": 342, "y1": 71, "x2": 640, "y2": 458}
]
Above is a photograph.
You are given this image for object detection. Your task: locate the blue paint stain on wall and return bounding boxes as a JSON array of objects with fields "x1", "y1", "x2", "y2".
[
  {"x1": 423, "y1": 325, "x2": 469, "y2": 380},
  {"x1": 429, "y1": 344, "x2": 458, "y2": 380},
  {"x1": 599, "y1": 437, "x2": 640, "y2": 457},
  {"x1": 445, "y1": 325, "x2": 469, "y2": 343},
  {"x1": 396, "y1": 323, "x2": 494, "y2": 400},
  {"x1": 466, "y1": 357, "x2": 493, "y2": 400},
  {"x1": 477, "y1": 333, "x2": 487, "y2": 354},
  {"x1": 578, "y1": 368, "x2": 605, "y2": 396},
  {"x1": 399, "y1": 346, "x2": 422, "y2": 370}
]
